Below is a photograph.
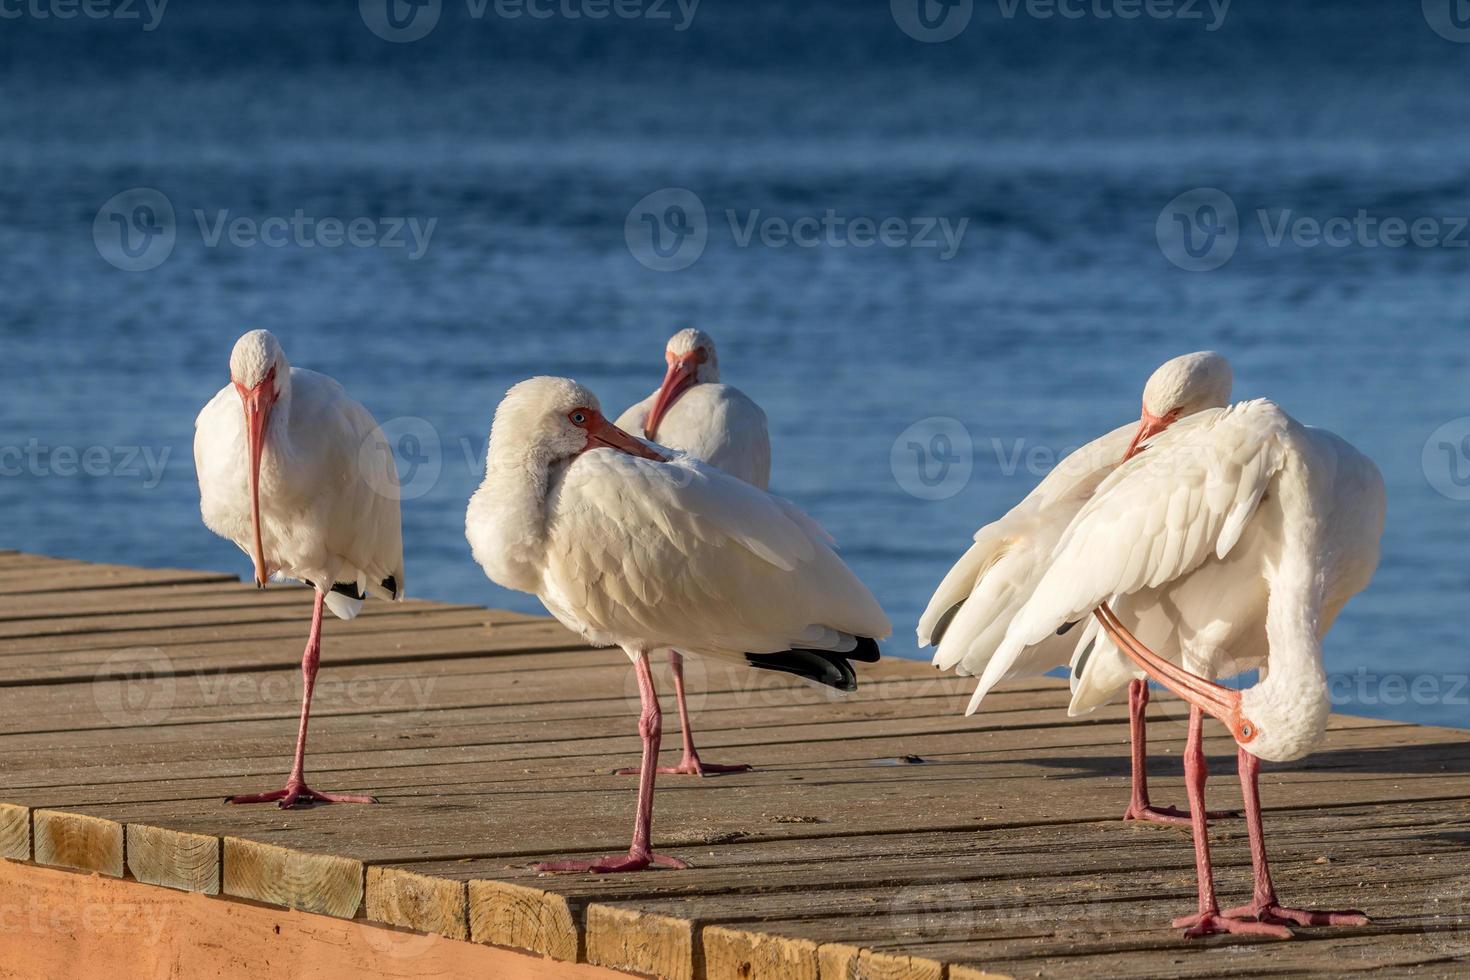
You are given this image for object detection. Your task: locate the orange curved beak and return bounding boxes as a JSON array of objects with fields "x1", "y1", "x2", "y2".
[
  {"x1": 583, "y1": 412, "x2": 668, "y2": 462},
  {"x1": 233, "y1": 374, "x2": 278, "y2": 588},
  {"x1": 1094, "y1": 604, "x2": 1255, "y2": 745},
  {"x1": 1121, "y1": 406, "x2": 1178, "y2": 462},
  {"x1": 643, "y1": 351, "x2": 702, "y2": 440}
]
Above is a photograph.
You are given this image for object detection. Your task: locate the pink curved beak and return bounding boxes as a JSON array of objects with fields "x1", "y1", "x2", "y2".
[
  {"x1": 1094, "y1": 604, "x2": 1255, "y2": 745},
  {"x1": 643, "y1": 352, "x2": 701, "y2": 440},
  {"x1": 584, "y1": 412, "x2": 668, "y2": 462},
  {"x1": 1121, "y1": 406, "x2": 1178, "y2": 462},
  {"x1": 234, "y1": 375, "x2": 278, "y2": 588}
]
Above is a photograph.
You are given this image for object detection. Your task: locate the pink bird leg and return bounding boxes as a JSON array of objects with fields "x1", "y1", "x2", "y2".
[
  {"x1": 540, "y1": 653, "x2": 688, "y2": 873},
  {"x1": 1123, "y1": 679, "x2": 1236, "y2": 827},
  {"x1": 1216, "y1": 748, "x2": 1369, "y2": 929},
  {"x1": 226, "y1": 590, "x2": 377, "y2": 809},
  {"x1": 1170, "y1": 706, "x2": 1293, "y2": 939},
  {"x1": 614, "y1": 652, "x2": 752, "y2": 777}
]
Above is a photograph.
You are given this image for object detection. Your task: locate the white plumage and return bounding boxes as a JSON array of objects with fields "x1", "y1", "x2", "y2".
[
  {"x1": 195, "y1": 334, "x2": 404, "y2": 618},
  {"x1": 983, "y1": 398, "x2": 1385, "y2": 763},
  {"x1": 467, "y1": 377, "x2": 887, "y2": 668},
  {"x1": 920, "y1": 351, "x2": 1233, "y2": 696}
]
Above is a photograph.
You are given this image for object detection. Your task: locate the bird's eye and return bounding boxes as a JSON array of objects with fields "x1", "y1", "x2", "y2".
[{"x1": 569, "y1": 411, "x2": 588, "y2": 426}]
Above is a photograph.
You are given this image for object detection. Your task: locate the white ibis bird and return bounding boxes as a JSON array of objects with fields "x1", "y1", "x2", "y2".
[
  {"x1": 613, "y1": 328, "x2": 771, "y2": 776},
  {"x1": 920, "y1": 351, "x2": 1233, "y2": 824},
  {"x1": 985, "y1": 398, "x2": 1385, "y2": 937},
  {"x1": 466, "y1": 377, "x2": 889, "y2": 872},
  {"x1": 195, "y1": 329, "x2": 404, "y2": 808}
]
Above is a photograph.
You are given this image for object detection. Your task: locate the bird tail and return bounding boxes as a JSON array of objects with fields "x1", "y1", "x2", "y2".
[{"x1": 745, "y1": 637, "x2": 880, "y2": 693}]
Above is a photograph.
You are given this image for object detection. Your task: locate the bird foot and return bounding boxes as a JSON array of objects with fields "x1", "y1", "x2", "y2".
[
  {"x1": 535, "y1": 851, "x2": 688, "y2": 874},
  {"x1": 613, "y1": 755, "x2": 752, "y2": 777},
  {"x1": 1222, "y1": 902, "x2": 1369, "y2": 928},
  {"x1": 1172, "y1": 910, "x2": 1294, "y2": 939},
  {"x1": 226, "y1": 781, "x2": 377, "y2": 809},
  {"x1": 1124, "y1": 802, "x2": 1238, "y2": 826}
]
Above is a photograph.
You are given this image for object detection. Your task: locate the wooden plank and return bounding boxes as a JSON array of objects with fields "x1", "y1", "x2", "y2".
[
  {"x1": 31, "y1": 809, "x2": 123, "y2": 876},
  {"x1": 0, "y1": 858, "x2": 639, "y2": 980},
  {"x1": 126, "y1": 823, "x2": 221, "y2": 894},
  {"x1": 366, "y1": 865, "x2": 468, "y2": 940},
  {"x1": 469, "y1": 878, "x2": 583, "y2": 961},
  {"x1": 585, "y1": 903, "x2": 697, "y2": 980},
  {"x1": 223, "y1": 837, "x2": 363, "y2": 919},
  {"x1": 704, "y1": 925, "x2": 820, "y2": 980},
  {"x1": 0, "y1": 803, "x2": 30, "y2": 860},
  {"x1": 815, "y1": 944, "x2": 949, "y2": 980}
]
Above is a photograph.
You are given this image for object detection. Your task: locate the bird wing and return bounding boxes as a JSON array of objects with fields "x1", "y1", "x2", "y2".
[
  {"x1": 971, "y1": 399, "x2": 1290, "y2": 712},
  {"x1": 919, "y1": 421, "x2": 1136, "y2": 678},
  {"x1": 293, "y1": 369, "x2": 406, "y2": 605},
  {"x1": 539, "y1": 450, "x2": 889, "y2": 662}
]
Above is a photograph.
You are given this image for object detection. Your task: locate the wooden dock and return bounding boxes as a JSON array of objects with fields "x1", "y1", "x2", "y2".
[{"x1": 2, "y1": 550, "x2": 1469, "y2": 978}]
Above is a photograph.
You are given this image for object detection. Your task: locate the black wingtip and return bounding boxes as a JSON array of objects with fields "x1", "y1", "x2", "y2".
[
  {"x1": 331, "y1": 581, "x2": 366, "y2": 601},
  {"x1": 381, "y1": 575, "x2": 400, "y2": 599},
  {"x1": 745, "y1": 645, "x2": 879, "y2": 693},
  {"x1": 1057, "y1": 620, "x2": 1079, "y2": 636}
]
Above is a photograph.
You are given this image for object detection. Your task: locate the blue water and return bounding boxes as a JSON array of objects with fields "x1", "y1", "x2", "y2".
[{"x1": 1, "y1": 1, "x2": 1467, "y2": 726}]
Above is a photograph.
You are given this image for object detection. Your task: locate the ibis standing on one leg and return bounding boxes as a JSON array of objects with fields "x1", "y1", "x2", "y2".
[
  {"x1": 195, "y1": 329, "x2": 404, "y2": 808},
  {"x1": 614, "y1": 328, "x2": 771, "y2": 776},
  {"x1": 466, "y1": 377, "x2": 888, "y2": 872},
  {"x1": 985, "y1": 398, "x2": 1384, "y2": 938}
]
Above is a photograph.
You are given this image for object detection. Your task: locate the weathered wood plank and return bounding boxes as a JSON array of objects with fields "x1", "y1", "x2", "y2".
[
  {"x1": 126, "y1": 823, "x2": 221, "y2": 894},
  {"x1": 222, "y1": 837, "x2": 363, "y2": 918},
  {"x1": 469, "y1": 878, "x2": 583, "y2": 961},
  {"x1": 0, "y1": 802, "x2": 30, "y2": 860},
  {"x1": 32, "y1": 809, "x2": 124, "y2": 876},
  {"x1": 366, "y1": 865, "x2": 468, "y2": 940},
  {"x1": 586, "y1": 903, "x2": 697, "y2": 980}
]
